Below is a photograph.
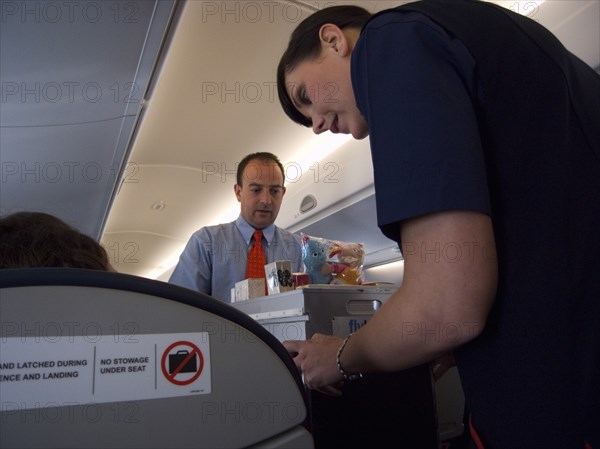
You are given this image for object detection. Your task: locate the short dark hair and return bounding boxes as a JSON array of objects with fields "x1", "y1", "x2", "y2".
[
  {"x1": 236, "y1": 152, "x2": 286, "y2": 186},
  {"x1": 0, "y1": 211, "x2": 110, "y2": 270},
  {"x1": 277, "y1": 5, "x2": 372, "y2": 127}
]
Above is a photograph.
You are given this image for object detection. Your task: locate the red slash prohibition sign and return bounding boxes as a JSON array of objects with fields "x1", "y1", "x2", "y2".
[{"x1": 161, "y1": 340, "x2": 204, "y2": 386}]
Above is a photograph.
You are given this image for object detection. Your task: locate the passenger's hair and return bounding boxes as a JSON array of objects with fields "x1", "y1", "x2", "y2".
[
  {"x1": 0, "y1": 211, "x2": 111, "y2": 270},
  {"x1": 236, "y1": 152, "x2": 286, "y2": 186},
  {"x1": 277, "y1": 5, "x2": 372, "y2": 127}
]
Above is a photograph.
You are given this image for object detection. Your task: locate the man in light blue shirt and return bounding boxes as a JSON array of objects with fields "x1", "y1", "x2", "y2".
[{"x1": 169, "y1": 152, "x2": 302, "y2": 302}]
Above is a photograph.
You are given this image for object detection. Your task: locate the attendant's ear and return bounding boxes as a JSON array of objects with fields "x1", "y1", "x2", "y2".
[{"x1": 319, "y1": 24, "x2": 352, "y2": 57}]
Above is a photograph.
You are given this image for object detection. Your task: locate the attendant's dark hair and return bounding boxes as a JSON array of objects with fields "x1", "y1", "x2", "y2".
[
  {"x1": 236, "y1": 152, "x2": 286, "y2": 186},
  {"x1": 0, "y1": 211, "x2": 111, "y2": 270},
  {"x1": 277, "y1": 5, "x2": 372, "y2": 127}
]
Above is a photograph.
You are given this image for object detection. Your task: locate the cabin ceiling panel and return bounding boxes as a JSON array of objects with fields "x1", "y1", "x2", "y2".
[
  {"x1": 3, "y1": 0, "x2": 594, "y2": 279},
  {"x1": 0, "y1": 118, "x2": 134, "y2": 234},
  {"x1": 104, "y1": 165, "x2": 238, "y2": 239},
  {"x1": 103, "y1": 0, "x2": 600, "y2": 279},
  {"x1": 0, "y1": 0, "x2": 176, "y2": 238},
  {"x1": 101, "y1": 231, "x2": 184, "y2": 276}
]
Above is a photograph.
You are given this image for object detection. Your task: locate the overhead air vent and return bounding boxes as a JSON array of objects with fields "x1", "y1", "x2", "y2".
[{"x1": 300, "y1": 195, "x2": 317, "y2": 214}]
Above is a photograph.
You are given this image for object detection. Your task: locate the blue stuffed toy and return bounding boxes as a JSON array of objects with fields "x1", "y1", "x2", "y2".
[{"x1": 302, "y1": 234, "x2": 333, "y2": 285}]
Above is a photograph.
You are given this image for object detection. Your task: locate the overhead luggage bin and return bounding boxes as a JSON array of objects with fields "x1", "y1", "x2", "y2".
[{"x1": 0, "y1": 268, "x2": 313, "y2": 449}]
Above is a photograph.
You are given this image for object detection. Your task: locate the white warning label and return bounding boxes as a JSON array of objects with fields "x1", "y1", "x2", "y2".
[{"x1": 0, "y1": 332, "x2": 211, "y2": 410}]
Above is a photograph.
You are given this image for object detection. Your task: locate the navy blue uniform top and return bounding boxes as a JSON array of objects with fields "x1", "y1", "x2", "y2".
[{"x1": 351, "y1": 1, "x2": 600, "y2": 447}]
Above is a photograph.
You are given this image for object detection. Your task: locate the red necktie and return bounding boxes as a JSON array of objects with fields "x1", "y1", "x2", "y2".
[{"x1": 246, "y1": 230, "x2": 267, "y2": 293}]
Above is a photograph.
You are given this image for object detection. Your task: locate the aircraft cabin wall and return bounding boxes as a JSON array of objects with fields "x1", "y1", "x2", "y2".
[
  {"x1": 1, "y1": 2, "x2": 598, "y2": 448},
  {"x1": 1, "y1": 1, "x2": 598, "y2": 280},
  {"x1": 101, "y1": 0, "x2": 600, "y2": 281}
]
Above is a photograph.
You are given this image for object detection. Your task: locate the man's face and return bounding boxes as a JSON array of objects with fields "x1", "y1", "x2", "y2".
[
  {"x1": 235, "y1": 159, "x2": 286, "y2": 230},
  {"x1": 284, "y1": 42, "x2": 369, "y2": 140}
]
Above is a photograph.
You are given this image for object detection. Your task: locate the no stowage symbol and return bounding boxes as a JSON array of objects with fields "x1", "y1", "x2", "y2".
[{"x1": 160, "y1": 341, "x2": 204, "y2": 386}]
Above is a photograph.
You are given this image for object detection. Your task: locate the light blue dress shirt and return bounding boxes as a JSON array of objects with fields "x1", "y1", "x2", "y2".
[{"x1": 169, "y1": 216, "x2": 302, "y2": 302}]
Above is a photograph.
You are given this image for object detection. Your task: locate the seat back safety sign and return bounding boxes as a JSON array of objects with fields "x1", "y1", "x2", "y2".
[{"x1": 0, "y1": 332, "x2": 211, "y2": 410}]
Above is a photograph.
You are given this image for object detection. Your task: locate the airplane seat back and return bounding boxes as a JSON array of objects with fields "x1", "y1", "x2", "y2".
[{"x1": 0, "y1": 268, "x2": 313, "y2": 449}]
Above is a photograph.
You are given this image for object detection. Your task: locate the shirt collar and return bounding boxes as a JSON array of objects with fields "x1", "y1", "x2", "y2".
[{"x1": 235, "y1": 215, "x2": 275, "y2": 246}]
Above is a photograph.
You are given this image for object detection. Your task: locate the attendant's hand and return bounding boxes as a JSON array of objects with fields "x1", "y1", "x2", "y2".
[{"x1": 283, "y1": 333, "x2": 345, "y2": 396}]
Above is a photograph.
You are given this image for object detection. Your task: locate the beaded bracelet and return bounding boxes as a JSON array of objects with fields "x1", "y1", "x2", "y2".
[{"x1": 336, "y1": 332, "x2": 363, "y2": 381}]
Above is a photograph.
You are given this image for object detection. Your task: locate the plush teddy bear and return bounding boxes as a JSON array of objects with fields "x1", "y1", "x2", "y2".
[
  {"x1": 328, "y1": 241, "x2": 365, "y2": 285},
  {"x1": 301, "y1": 234, "x2": 333, "y2": 285}
]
